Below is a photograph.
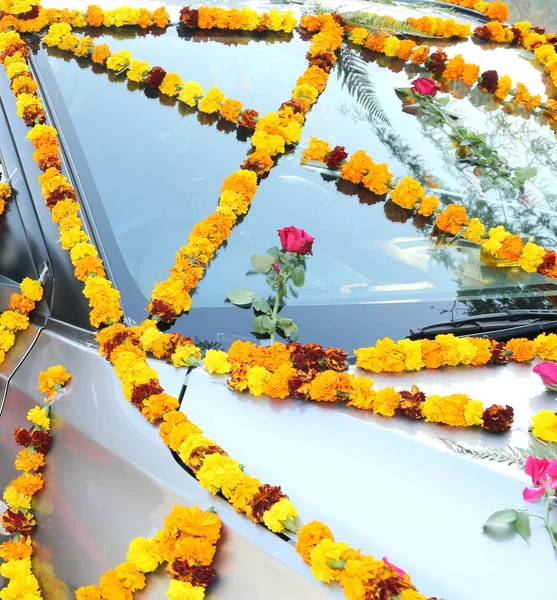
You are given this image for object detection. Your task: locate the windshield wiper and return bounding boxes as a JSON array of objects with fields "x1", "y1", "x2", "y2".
[{"x1": 408, "y1": 309, "x2": 557, "y2": 341}]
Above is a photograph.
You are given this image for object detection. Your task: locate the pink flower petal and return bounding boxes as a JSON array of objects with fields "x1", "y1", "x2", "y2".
[{"x1": 523, "y1": 485, "x2": 546, "y2": 502}]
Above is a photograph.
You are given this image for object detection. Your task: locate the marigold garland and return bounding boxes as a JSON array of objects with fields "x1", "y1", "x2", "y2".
[
  {"x1": 301, "y1": 138, "x2": 557, "y2": 280},
  {"x1": 440, "y1": 0, "x2": 509, "y2": 22},
  {"x1": 0, "y1": 368, "x2": 71, "y2": 598},
  {"x1": 179, "y1": 5, "x2": 297, "y2": 33},
  {"x1": 296, "y1": 521, "x2": 433, "y2": 600},
  {"x1": 75, "y1": 505, "x2": 221, "y2": 600},
  {"x1": 0, "y1": 278, "x2": 43, "y2": 365}
]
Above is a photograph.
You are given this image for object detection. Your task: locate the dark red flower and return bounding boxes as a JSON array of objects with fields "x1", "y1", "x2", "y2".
[
  {"x1": 482, "y1": 404, "x2": 514, "y2": 433},
  {"x1": 324, "y1": 348, "x2": 348, "y2": 371},
  {"x1": 45, "y1": 187, "x2": 77, "y2": 209},
  {"x1": 532, "y1": 26, "x2": 546, "y2": 34},
  {"x1": 538, "y1": 250, "x2": 557, "y2": 277},
  {"x1": 308, "y1": 51, "x2": 336, "y2": 72},
  {"x1": 395, "y1": 386, "x2": 425, "y2": 420},
  {"x1": 278, "y1": 226, "x2": 314, "y2": 255},
  {"x1": 22, "y1": 106, "x2": 46, "y2": 127},
  {"x1": 479, "y1": 70, "x2": 499, "y2": 93},
  {"x1": 131, "y1": 379, "x2": 163, "y2": 408},
  {"x1": 167, "y1": 560, "x2": 216, "y2": 587},
  {"x1": 411, "y1": 77, "x2": 440, "y2": 97},
  {"x1": 145, "y1": 66, "x2": 166, "y2": 89},
  {"x1": 325, "y1": 146, "x2": 348, "y2": 169},
  {"x1": 238, "y1": 108, "x2": 259, "y2": 129},
  {"x1": 101, "y1": 330, "x2": 136, "y2": 360},
  {"x1": 179, "y1": 5, "x2": 199, "y2": 27},
  {"x1": 425, "y1": 50, "x2": 447, "y2": 75},
  {"x1": 14, "y1": 426, "x2": 32, "y2": 447},
  {"x1": 331, "y1": 12, "x2": 344, "y2": 26},
  {"x1": 279, "y1": 98, "x2": 309, "y2": 115},
  {"x1": 474, "y1": 25, "x2": 493, "y2": 40},
  {"x1": 1, "y1": 509, "x2": 36, "y2": 535},
  {"x1": 18, "y1": 5, "x2": 40, "y2": 19},
  {"x1": 288, "y1": 342, "x2": 326, "y2": 370},
  {"x1": 489, "y1": 340, "x2": 508, "y2": 365},
  {"x1": 36, "y1": 151, "x2": 61, "y2": 172},
  {"x1": 250, "y1": 485, "x2": 285, "y2": 521},
  {"x1": 288, "y1": 370, "x2": 316, "y2": 399},
  {"x1": 241, "y1": 153, "x2": 272, "y2": 176},
  {"x1": 148, "y1": 299, "x2": 177, "y2": 323},
  {"x1": 31, "y1": 430, "x2": 52, "y2": 453},
  {"x1": 369, "y1": 575, "x2": 410, "y2": 600},
  {"x1": 0, "y1": 41, "x2": 29, "y2": 62}
]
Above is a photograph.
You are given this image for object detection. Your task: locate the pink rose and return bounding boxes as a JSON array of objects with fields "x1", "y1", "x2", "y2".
[
  {"x1": 533, "y1": 362, "x2": 557, "y2": 392},
  {"x1": 411, "y1": 77, "x2": 440, "y2": 97},
  {"x1": 278, "y1": 226, "x2": 314, "y2": 255},
  {"x1": 523, "y1": 456, "x2": 557, "y2": 502}
]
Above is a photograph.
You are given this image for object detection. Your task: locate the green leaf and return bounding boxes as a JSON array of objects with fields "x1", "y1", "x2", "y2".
[
  {"x1": 266, "y1": 246, "x2": 280, "y2": 259},
  {"x1": 253, "y1": 315, "x2": 276, "y2": 335},
  {"x1": 251, "y1": 254, "x2": 276, "y2": 273},
  {"x1": 484, "y1": 509, "x2": 518, "y2": 528},
  {"x1": 277, "y1": 317, "x2": 298, "y2": 340},
  {"x1": 266, "y1": 270, "x2": 277, "y2": 285},
  {"x1": 514, "y1": 512, "x2": 531, "y2": 541},
  {"x1": 291, "y1": 265, "x2": 305, "y2": 287},
  {"x1": 513, "y1": 167, "x2": 537, "y2": 184},
  {"x1": 226, "y1": 289, "x2": 255, "y2": 307},
  {"x1": 253, "y1": 297, "x2": 271, "y2": 314}
]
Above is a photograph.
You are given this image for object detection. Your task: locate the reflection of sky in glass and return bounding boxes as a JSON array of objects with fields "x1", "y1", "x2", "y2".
[{"x1": 44, "y1": 14, "x2": 557, "y2": 310}]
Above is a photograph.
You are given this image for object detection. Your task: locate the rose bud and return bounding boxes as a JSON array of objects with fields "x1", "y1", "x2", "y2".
[{"x1": 533, "y1": 362, "x2": 557, "y2": 392}]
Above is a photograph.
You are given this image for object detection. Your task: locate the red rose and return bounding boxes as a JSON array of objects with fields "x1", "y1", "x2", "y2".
[
  {"x1": 278, "y1": 226, "x2": 314, "y2": 255},
  {"x1": 411, "y1": 77, "x2": 440, "y2": 97}
]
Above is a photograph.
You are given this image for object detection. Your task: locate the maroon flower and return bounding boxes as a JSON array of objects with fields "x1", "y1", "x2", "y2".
[
  {"x1": 101, "y1": 330, "x2": 136, "y2": 360},
  {"x1": 0, "y1": 41, "x2": 29, "y2": 62},
  {"x1": 288, "y1": 370, "x2": 316, "y2": 399},
  {"x1": 278, "y1": 99, "x2": 309, "y2": 115},
  {"x1": 325, "y1": 146, "x2": 348, "y2": 169},
  {"x1": 278, "y1": 226, "x2": 314, "y2": 255},
  {"x1": 538, "y1": 250, "x2": 557, "y2": 277},
  {"x1": 239, "y1": 108, "x2": 259, "y2": 129},
  {"x1": 18, "y1": 5, "x2": 40, "y2": 19},
  {"x1": 148, "y1": 299, "x2": 177, "y2": 323},
  {"x1": 250, "y1": 485, "x2": 285, "y2": 521},
  {"x1": 179, "y1": 5, "x2": 199, "y2": 27},
  {"x1": 309, "y1": 51, "x2": 336, "y2": 72},
  {"x1": 1, "y1": 509, "x2": 36, "y2": 535},
  {"x1": 145, "y1": 66, "x2": 166, "y2": 89},
  {"x1": 411, "y1": 77, "x2": 440, "y2": 97},
  {"x1": 288, "y1": 343, "x2": 326, "y2": 370},
  {"x1": 45, "y1": 187, "x2": 77, "y2": 209},
  {"x1": 131, "y1": 379, "x2": 163, "y2": 408},
  {"x1": 324, "y1": 348, "x2": 348, "y2": 371},
  {"x1": 31, "y1": 430, "x2": 52, "y2": 453},
  {"x1": 395, "y1": 386, "x2": 425, "y2": 420},
  {"x1": 474, "y1": 25, "x2": 493, "y2": 40},
  {"x1": 479, "y1": 70, "x2": 499, "y2": 93},
  {"x1": 167, "y1": 560, "x2": 216, "y2": 587},
  {"x1": 489, "y1": 340, "x2": 508, "y2": 365},
  {"x1": 331, "y1": 12, "x2": 344, "y2": 26},
  {"x1": 13, "y1": 426, "x2": 32, "y2": 447},
  {"x1": 532, "y1": 26, "x2": 546, "y2": 34},
  {"x1": 482, "y1": 404, "x2": 514, "y2": 433},
  {"x1": 425, "y1": 50, "x2": 447, "y2": 75}
]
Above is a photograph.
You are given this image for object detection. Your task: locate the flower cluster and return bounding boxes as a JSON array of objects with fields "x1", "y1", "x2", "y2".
[
  {"x1": 441, "y1": 0, "x2": 509, "y2": 21},
  {"x1": 0, "y1": 30, "x2": 122, "y2": 328},
  {"x1": 0, "y1": 278, "x2": 43, "y2": 365},
  {"x1": 405, "y1": 15, "x2": 472, "y2": 38},
  {"x1": 0, "y1": 368, "x2": 71, "y2": 598},
  {"x1": 37, "y1": 364, "x2": 72, "y2": 400},
  {"x1": 96, "y1": 323, "x2": 299, "y2": 534},
  {"x1": 356, "y1": 333, "x2": 557, "y2": 373},
  {"x1": 43, "y1": 24, "x2": 262, "y2": 133},
  {"x1": 75, "y1": 505, "x2": 221, "y2": 600},
  {"x1": 296, "y1": 521, "x2": 433, "y2": 600},
  {"x1": 149, "y1": 13, "x2": 342, "y2": 323},
  {"x1": 179, "y1": 5, "x2": 297, "y2": 33}
]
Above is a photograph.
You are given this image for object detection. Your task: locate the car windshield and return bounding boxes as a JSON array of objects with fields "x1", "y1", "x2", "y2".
[{"x1": 34, "y1": 0, "x2": 557, "y2": 345}]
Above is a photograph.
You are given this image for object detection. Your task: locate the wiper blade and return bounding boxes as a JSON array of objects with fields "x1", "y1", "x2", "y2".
[{"x1": 409, "y1": 309, "x2": 557, "y2": 341}]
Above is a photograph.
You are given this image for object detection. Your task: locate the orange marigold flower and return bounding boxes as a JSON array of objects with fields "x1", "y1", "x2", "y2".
[
  {"x1": 138, "y1": 8, "x2": 153, "y2": 28},
  {"x1": 340, "y1": 150, "x2": 374, "y2": 184},
  {"x1": 296, "y1": 521, "x2": 334, "y2": 565},
  {"x1": 173, "y1": 535, "x2": 217, "y2": 566},
  {"x1": 417, "y1": 195, "x2": 440, "y2": 217},
  {"x1": 227, "y1": 340, "x2": 260, "y2": 367},
  {"x1": 506, "y1": 338, "x2": 535, "y2": 363},
  {"x1": 390, "y1": 176, "x2": 424, "y2": 210},
  {"x1": 443, "y1": 54, "x2": 465, "y2": 80},
  {"x1": 469, "y1": 337, "x2": 493, "y2": 366},
  {"x1": 141, "y1": 392, "x2": 179, "y2": 422},
  {"x1": 514, "y1": 82, "x2": 542, "y2": 111},
  {"x1": 221, "y1": 169, "x2": 258, "y2": 201},
  {"x1": 411, "y1": 46, "x2": 430, "y2": 64},
  {"x1": 485, "y1": 1, "x2": 509, "y2": 22},
  {"x1": 309, "y1": 371, "x2": 339, "y2": 401},
  {"x1": 91, "y1": 43, "x2": 110, "y2": 65},
  {"x1": 164, "y1": 505, "x2": 222, "y2": 544},
  {"x1": 361, "y1": 163, "x2": 394, "y2": 195},
  {"x1": 497, "y1": 233, "x2": 523, "y2": 262},
  {"x1": 220, "y1": 98, "x2": 243, "y2": 123},
  {"x1": 152, "y1": 6, "x2": 170, "y2": 28},
  {"x1": 421, "y1": 339, "x2": 444, "y2": 369},
  {"x1": 159, "y1": 410, "x2": 202, "y2": 451},
  {"x1": 262, "y1": 364, "x2": 296, "y2": 399},
  {"x1": 9, "y1": 293, "x2": 35, "y2": 315},
  {"x1": 461, "y1": 63, "x2": 480, "y2": 86},
  {"x1": 86, "y1": 5, "x2": 104, "y2": 27},
  {"x1": 365, "y1": 32, "x2": 387, "y2": 52},
  {"x1": 397, "y1": 39, "x2": 416, "y2": 60},
  {"x1": 38, "y1": 364, "x2": 71, "y2": 399},
  {"x1": 296, "y1": 65, "x2": 329, "y2": 93},
  {"x1": 12, "y1": 472, "x2": 44, "y2": 496},
  {"x1": 74, "y1": 256, "x2": 106, "y2": 282},
  {"x1": 0, "y1": 536, "x2": 33, "y2": 561},
  {"x1": 14, "y1": 448, "x2": 45, "y2": 472},
  {"x1": 436, "y1": 204, "x2": 469, "y2": 235}
]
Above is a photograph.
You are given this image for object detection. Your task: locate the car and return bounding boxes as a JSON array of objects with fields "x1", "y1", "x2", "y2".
[{"x1": 1, "y1": 0, "x2": 557, "y2": 598}]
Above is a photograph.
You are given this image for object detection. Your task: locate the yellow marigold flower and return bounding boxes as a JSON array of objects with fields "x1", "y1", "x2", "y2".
[
  {"x1": 76, "y1": 585, "x2": 102, "y2": 600},
  {"x1": 296, "y1": 521, "x2": 334, "y2": 565},
  {"x1": 178, "y1": 80, "x2": 204, "y2": 107},
  {"x1": 0, "y1": 31, "x2": 22, "y2": 52},
  {"x1": 292, "y1": 83, "x2": 319, "y2": 104},
  {"x1": 106, "y1": 49, "x2": 132, "y2": 72},
  {"x1": 171, "y1": 344, "x2": 202, "y2": 368},
  {"x1": 160, "y1": 411, "x2": 202, "y2": 451},
  {"x1": 139, "y1": 327, "x2": 165, "y2": 352},
  {"x1": 151, "y1": 277, "x2": 190, "y2": 314},
  {"x1": 399, "y1": 591, "x2": 429, "y2": 600},
  {"x1": 179, "y1": 433, "x2": 216, "y2": 466},
  {"x1": 383, "y1": 36, "x2": 401, "y2": 57},
  {"x1": 59, "y1": 33, "x2": 79, "y2": 52},
  {"x1": 196, "y1": 453, "x2": 244, "y2": 497},
  {"x1": 217, "y1": 190, "x2": 249, "y2": 216},
  {"x1": 38, "y1": 364, "x2": 71, "y2": 398},
  {"x1": 58, "y1": 215, "x2": 83, "y2": 233},
  {"x1": 126, "y1": 537, "x2": 161, "y2": 573},
  {"x1": 43, "y1": 22, "x2": 72, "y2": 47},
  {"x1": 0, "y1": 536, "x2": 33, "y2": 561},
  {"x1": 373, "y1": 387, "x2": 400, "y2": 417},
  {"x1": 514, "y1": 82, "x2": 541, "y2": 111},
  {"x1": 361, "y1": 162, "x2": 394, "y2": 195},
  {"x1": 464, "y1": 400, "x2": 484, "y2": 426},
  {"x1": 349, "y1": 27, "x2": 369, "y2": 45},
  {"x1": 532, "y1": 409, "x2": 557, "y2": 443},
  {"x1": 534, "y1": 44, "x2": 556, "y2": 65},
  {"x1": 493, "y1": 74, "x2": 512, "y2": 101},
  {"x1": 6, "y1": 60, "x2": 28, "y2": 80},
  {"x1": 159, "y1": 72, "x2": 184, "y2": 97},
  {"x1": 454, "y1": 337, "x2": 478, "y2": 365},
  {"x1": 0, "y1": 330, "x2": 16, "y2": 352},
  {"x1": 354, "y1": 337, "x2": 405, "y2": 373},
  {"x1": 252, "y1": 130, "x2": 285, "y2": 156},
  {"x1": 481, "y1": 225, "x2": 509, "y2": 254},
  {"x1": 114, "y1": 562, "x2": 146, "y2": 591},
  {"x1": 230, "y1": 475, "x2": 261, "y2": 518},
  {"x1": 60, "y1": 227, "x2": 90, "y2": 250},
  {"x1": 462, "y1": 217, "x2": 485, "y2": 243},
  {"x1": 506, "y1": 338, "x2": 535, "y2": 363},
  {"x1": 70, "y1": 242, "x2": 98, "y2": 266},
  {"x1": 302, "y1": 137, "x2": 331, "y2": 163},
  {"x1": 390, "y1": 176, "x2": 424, "y2": 210},
  {"x1": 51, "y1": 199, "x2": 79, "y2": 224},
  {"x1": 423, "y1": 393, "x2": 471, "y2": 427},
  {"x1": 281, "y1": 120, "x2": 302, "y2": 145},
  {"x1": 27, "y1": 406, "x2": 50, "y2": 430},
  {"x1": 127, "y1": 59, "x2": 150, "y2": 83},
  {"x1": 0, "y1": 310, "x2": 29, "y2": 331},
  {"x1": 309, "y1": 538, "x2": 350, "y2": 583},
  {"x1": 517, "y1": 241, "x2": 545, "y2": 273},
  {"x1": 16, "y1": 93, "x2": 43, "y2": 120},
  {"x1": 397, "y1": 338, "x2": 424, "y2": 371},
  {"x1": 166, "y1": 580, "x2": 205, "y2": 600},
  {"x1": 347, "y1": 376, "x2": 376, "y2": 410},
  {"x1": 533, "y1": 333, "x2": 557, "y2": 361},
  {"x1": 246, "y1": 365, "x2": 271, "y2": 396},
  {"x1": 3, "y1": 485, "x2": 32, "y2": 510},
  {"x1": 262, "y1": 497, "x2": 298, "y2": 533},
  {"x1": 198, "y1": 86, "x2": 225, "y2": 113},
  {"x1": 221, "y1": 169, "x2": 257, "y2": 200}
]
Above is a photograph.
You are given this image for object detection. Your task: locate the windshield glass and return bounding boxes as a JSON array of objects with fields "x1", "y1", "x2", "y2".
[{"x1": 35, "y1": 2, "x2": 557, "y2": 340}]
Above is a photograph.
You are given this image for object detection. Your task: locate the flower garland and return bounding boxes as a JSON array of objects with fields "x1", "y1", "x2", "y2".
[
  {"x1": 148, "y1": 13, "x2": 343, "y2": 323},
  {"x1": 179, "y1": 5, "x2": 297, "y2": 33},
  {"x1": 404, "y1": 15, "x2": 472, "y2": 38},
  {"x1": 43, "y1": 24, "x2": 260, "y2": 131},
  {"x1": 0, "y1": 278, "x2": 43, "y2": 365},
  {"x1": 0, "y1": 4, "x2": 170, "y2": 34},
  {"x1": 0, "y1": 31, "x2": 123, "y2": 328},
  {"x1": 296, "y1": 521, "x2": 432, "y2": 600},
  {"x1": 75, "y1": 505, "x2": 222, "y2": 600},
  {"x1": 301, "y1": 138, "x2": 557, "y2": 280},
  {"x1": 0, "y1": 180, "x2": 11, "y2": 215},
  {"x1": 439, "y1": 0, "x2": 510, "y2": 22},
  {"x1": 0, "y1": 366, "x2": 71, "y2": 597}
]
